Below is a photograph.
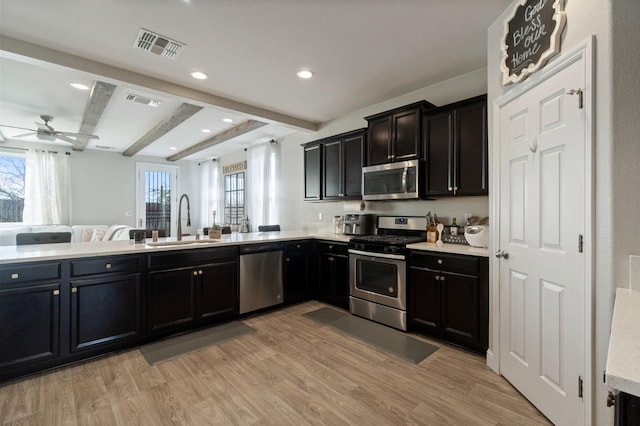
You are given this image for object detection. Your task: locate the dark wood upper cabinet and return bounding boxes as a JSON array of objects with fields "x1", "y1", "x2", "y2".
[
  {"x1": 423, "y1": 95, "x2": 488, "y2": 197},
  {"x1": 303, "y1": 128, "x2": 365, "y2": 202},
  {"x1": 303, "y1": 143, "x2": 322, "y2": 201},
  {"x1": 365, "y1": 101, "x2": 433, "y2": 166},
  {"x1": 322, "y1": 129, "x2": 365, "y2": 200}
]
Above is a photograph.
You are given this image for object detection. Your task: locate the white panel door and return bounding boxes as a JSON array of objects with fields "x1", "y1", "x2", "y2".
[{"x1": 498, "y1": 56, "x2": 586, "y2": 425}]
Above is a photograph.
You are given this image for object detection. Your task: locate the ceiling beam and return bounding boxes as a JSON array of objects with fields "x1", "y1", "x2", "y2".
[
  {"x1": 0, "y1": 35, "x2": 318, "y2": 132},
  {"x1": 167, "y1": 119, "x2": 267, "y2": 161},
  {"x1": 122, "y1": 103, "x2": 203, "y2": 157},
  {"x1": 73, "y1": 80, "x2": 116, "y2": 151}
]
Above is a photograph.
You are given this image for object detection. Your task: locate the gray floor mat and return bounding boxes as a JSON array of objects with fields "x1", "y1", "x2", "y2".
[
  {"x1": 140, "y1": 321, "x2": 256, "y2": 365},
  {"x1": 303, "y1": 307, "x2": 438, "y2": 364}
]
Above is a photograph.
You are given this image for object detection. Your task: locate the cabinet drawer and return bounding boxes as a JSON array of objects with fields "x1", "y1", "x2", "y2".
[
  {"x1": 148, "y1": 246, "x2": 237, "y2": 270},
  {"x1": 0, "y1": 262, "x2": 61, "y2": 285},
  {"x1": 410, "y1": 252, "x2": 479, "y2": 275},
  {"x1": 285, "y1": 240, "x2": 315, "y2": 254},
  {"x1": 71, "y1": 255, "x2": 142, "y2": 277},
  {"x1": 317, "y1": 241, "x2": 348, "y2": 256}
]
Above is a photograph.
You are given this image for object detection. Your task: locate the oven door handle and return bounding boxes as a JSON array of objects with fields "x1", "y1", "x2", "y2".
[{"x1": 348, "y1": 249, "x2": 406, "y2": 261}]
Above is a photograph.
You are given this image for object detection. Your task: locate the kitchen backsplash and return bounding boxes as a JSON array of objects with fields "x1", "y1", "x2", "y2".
[{"x1": 298, "y1": 197, "x2": 489, "y2": 233}]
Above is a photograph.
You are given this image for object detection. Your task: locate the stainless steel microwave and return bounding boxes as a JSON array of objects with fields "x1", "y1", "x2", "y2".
[{"x1": 362, "y1": 159, "x2": 421, "y2": 200}]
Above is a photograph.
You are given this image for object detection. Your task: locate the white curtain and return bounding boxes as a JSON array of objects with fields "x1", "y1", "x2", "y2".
[
  {"x1": 247, "y1": 141, "x2": 281, "y2": 228},
  {"x1": 199, "y1": 159, "x2": 222, "y2": 229},
  {"x1": 23, "y1": 149, "x2": 72, "y2": 225}
]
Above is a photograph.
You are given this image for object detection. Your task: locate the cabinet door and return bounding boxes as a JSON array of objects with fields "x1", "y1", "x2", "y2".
[
  {"x1": 367, "y1": 116, "x2": 392, "y2": 165},
  {"x1": 198, "y1": 261, "x2": 238, "y2": 323},
  {"x1": 393, "y1": 108, "x2": 421, "y2": 161},
  {"x1": 423, "y1": 110, "x2": 454, "y2": 196},
  {"x1": 70, "y1": 274, "x2": 141, "y2": 353},
  {"x1": 317, "y1": 254, "x2": 334, "y2": 302},
  {"x1": 322, "y1": 139, "x2": 342, "y2": 200},
  {"x1": 440, "y1": 272, "x2": 482, "y2": 350},
  {"x1": 284, "y1": 253, "x2": 309, "y2": 304},
  {"x1": 454, "y1": 100, "x2": 488, "y2": 195},
  {"x1": 0, "y1": 283, "x2": 60, "y2": 370},
  {"x1": 332, "y1": 255, "x2": 349, "y2": 309},
  {"x1": 148, "y1": 268, "x2": 196, "y2": 333},
  {"x1": 304, "y1": 144, "x2": 322, "y2": 200},
  {"x1": 343, "y1": 133, "x2": 364, "y2": 198},
  {"x1": 408, "y1": 267, "x2": 440, "y2": 334}
]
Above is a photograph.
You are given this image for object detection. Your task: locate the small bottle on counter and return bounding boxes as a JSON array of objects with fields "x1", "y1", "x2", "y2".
[
  {"x1": 152, "y1": 230, "x2": 159, "y2": 242},
  {"x1": 450, "y1": 217, "x2": 458, "y2": 235}
]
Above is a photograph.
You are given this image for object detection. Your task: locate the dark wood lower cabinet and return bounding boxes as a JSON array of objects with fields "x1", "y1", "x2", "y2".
[
  {"x1": 148, "y1": 267, "x2": 197, "y2": 333},
  {"x1": 409, "y1": 251, "x2": 488, "y2": 353},
  {"x1": 616, "y1": 391, "x2": 640, "y2": 425},
  {"x1": 317, "y1": 242, "x2": 349, "y2": 309},
  {"x1": 284, "y1": 241, "x2": 316, "y2": 304},
  {"x1": 147, "y1": 248, "x2": 239, "y2": 336},
  {"x1": 0, "y1": 282, "x2": 60, "y2": 372},
  {"x1": 70, "y1": 273, "x2": 141, "y2": 352},
  {"x1": 197, "y1": 261, "x2": 238, "y2": 323}
]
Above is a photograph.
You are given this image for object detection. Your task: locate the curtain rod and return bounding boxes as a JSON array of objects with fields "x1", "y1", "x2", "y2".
[{"x1": 0, "y1": 145, "x2": 28, "y2": 152}]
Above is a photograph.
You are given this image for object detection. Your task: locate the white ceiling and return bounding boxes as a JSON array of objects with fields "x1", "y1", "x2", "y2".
[{"x1": 0, "y1": 0, "x2": 510, "y2": 161}]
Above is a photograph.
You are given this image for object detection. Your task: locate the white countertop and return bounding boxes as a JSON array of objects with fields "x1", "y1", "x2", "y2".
[
  {"x1": 606, "y1": 288, "x2": 640, "y2": 397},
  {"x1": 0, "y1": 231, "x2": 350, "y2": 265},
  {"x1": 406, "y1": 241, "x2": 490, "y2": 257},
  {"x1": 0, "y1": 231, "x2": 487, "y2": 264}
]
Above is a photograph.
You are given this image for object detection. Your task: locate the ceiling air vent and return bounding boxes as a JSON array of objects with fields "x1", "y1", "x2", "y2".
[
  {"x1": 134, "y1": 29, "x2": 185, "y2": 60},
  {"x1": 125, "y1": 93, "x2": 162, "y2": 107}
]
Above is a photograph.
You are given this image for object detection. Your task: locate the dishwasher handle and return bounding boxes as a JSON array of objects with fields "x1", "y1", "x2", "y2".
[{"x1": 239, "y1": 243, "x2": 284, "y2": 255}]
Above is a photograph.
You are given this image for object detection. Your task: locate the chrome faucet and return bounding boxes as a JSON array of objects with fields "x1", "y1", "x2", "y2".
[{"x1": 177, "y1": 193, "x2": 191, "y2": 241}]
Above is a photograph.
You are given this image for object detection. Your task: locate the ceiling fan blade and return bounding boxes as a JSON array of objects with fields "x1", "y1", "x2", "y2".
[
  {"x1": 0, "y1": 124, "x2": 38, "y2": 132},
  {"x1": 13, "y1": 132, "x2": 37, "y2": 138},
  {"x1": 55, "y1": 134, "x2": 84, "y2": 145},
  {"x1": 57, "y1": 131, "x2": 100, "y2": 140}
]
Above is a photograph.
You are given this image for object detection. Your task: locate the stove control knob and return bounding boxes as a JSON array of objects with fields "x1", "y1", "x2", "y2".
[{"x1": 388, "y1": 287, "x2": 394, "y2": 294}]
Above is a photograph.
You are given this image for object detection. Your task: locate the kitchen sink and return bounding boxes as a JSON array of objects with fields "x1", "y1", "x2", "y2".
[{"x1": 145, "y1": 239, "x2": 221, "y2": 247}]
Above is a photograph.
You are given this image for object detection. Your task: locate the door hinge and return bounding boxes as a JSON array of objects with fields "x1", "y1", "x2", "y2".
[
  {"x1": 567, "y1": 88, "x2": 584, "y2": 109},
  {"x1": 578, "y1": 234, "x2": 584, "y2": 253},
  {"x1": 578, "y1": 376, "x2": 584, "y2": 398}
]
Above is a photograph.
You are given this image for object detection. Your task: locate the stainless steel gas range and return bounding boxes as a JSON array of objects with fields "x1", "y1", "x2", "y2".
[{"x1": 348, "y1": 216, "x2": 427, "y2": 331}]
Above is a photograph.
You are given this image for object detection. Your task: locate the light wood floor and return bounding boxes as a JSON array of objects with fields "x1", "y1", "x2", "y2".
[{"x1": 0, "y1": 301, "x2": 550, "y2": 425}]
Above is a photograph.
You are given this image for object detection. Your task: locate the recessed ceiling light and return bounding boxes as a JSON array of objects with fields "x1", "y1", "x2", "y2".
[
  {"x1": 201, "y1": 129, "x2": 211, "y2": 133},
  {"x1": 190, "y1": 71, "x2": 208, "y2": 80},
  {"x1": 70, "y1": 82, "x2": 90, "y2": 90},
  {"x1": 169, "y1": 146, "x2": 178, "y2": 151},
  {"x1": 296, "y1": 69, "x2": 314, "y2": 79},
  {"x1": 222, "y1": 118, "x2": 233, "y2": 123}
]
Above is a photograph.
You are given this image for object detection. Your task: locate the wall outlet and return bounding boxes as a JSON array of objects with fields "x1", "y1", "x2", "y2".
[
  {"x1": 125, "y1": 211, "x2": 132, "y2": 217},
  {"x1": 318, "y1": 212, "x2": 323, "y2": 220}
]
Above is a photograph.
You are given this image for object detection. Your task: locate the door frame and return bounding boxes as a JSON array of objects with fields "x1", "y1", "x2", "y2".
[
  {"x1": 135, "y1": 162, "x2": 179, "y2": 236},
  {"x1": 489, "y1": 37, "x2": 594, "y2": 423}
]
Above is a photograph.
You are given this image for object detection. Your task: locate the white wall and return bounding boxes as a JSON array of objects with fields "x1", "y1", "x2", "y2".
[
  {"x1": 277, "y1": 68, "x2": 490, "y2": 233},
  {"x1": 488, "y1": 1, "x2": 640, "y2": 424}
]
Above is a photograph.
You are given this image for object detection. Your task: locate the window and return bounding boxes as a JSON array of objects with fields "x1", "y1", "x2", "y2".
[
  {"x1": 136, "y1": 163, "x2": 178, "y2": 236},
  {"x1": 0, "y1": 154, "x2": 26, "y2": 223},
  {"x1": 224, "y1": 172, "x2": 245, "y2": 225}
]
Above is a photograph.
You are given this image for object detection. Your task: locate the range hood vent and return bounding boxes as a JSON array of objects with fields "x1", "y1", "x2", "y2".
[
  {"x1": 125, "y1": 93, "x2": 162, "y2": 107},
  {"x1": 134, "y1": 29, "x2": 184, "y2": 60}
]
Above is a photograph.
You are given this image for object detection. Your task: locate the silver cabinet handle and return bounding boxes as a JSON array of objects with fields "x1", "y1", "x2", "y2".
[
  {"x1": 105, "y1": 263, "x2": 112, "y2": 269},
  {"x1": 71, "y1": 287, "x2": 77, "y2": 293},
  {"x1": 11, "y1": 273, "x2": 19, "y2": 280},
  {"x1": 495, "y1": 250, "x2": 509, "y2": 259}
]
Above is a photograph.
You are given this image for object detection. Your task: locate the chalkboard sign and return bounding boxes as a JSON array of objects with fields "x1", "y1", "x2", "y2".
[{"x1": 501, "y1": 0, "x2": 566, "y2": 85}]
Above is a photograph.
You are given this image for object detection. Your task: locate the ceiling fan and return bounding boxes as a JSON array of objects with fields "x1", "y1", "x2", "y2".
[{"x1": 0, "y1": 115, "x2": 99, "y2": 145}]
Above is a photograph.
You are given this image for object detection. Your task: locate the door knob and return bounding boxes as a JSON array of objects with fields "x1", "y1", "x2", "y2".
[{"x1": 495, "y1": 250, "x2": 509, "y2": 259}]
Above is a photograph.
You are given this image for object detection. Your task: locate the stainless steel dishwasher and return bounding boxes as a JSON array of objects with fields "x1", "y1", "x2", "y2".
[{"x1": 239, "y1": 242, "x2": 284, "y2": 314}]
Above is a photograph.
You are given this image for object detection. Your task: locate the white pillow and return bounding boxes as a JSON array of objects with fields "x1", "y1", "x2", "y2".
[
  {"x1": 81, "y1": 228, "x2": 94, "y2": 242},
  {"x1": 103, "y1": 225, "x2": 126, "y2": 241},
  {"x1": 90, "y1": 228, "x2": 107, "y2": 241}
]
